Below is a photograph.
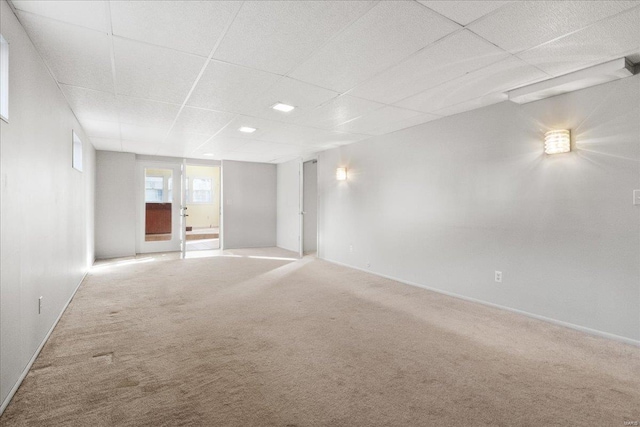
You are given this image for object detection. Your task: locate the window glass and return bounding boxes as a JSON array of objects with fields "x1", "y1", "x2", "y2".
[
  {"x1": 72, "y1": 131, "x2": 83, "y2": 171},
  {"x1": 145, "y1": 176, "x2": 164, "y2": 202},
  {"x1": 0, "y1": 34, "x2": 8, "y2": 122},
  {"x1": 191, "y1": 177, "x2": 212, "y2": 203}
]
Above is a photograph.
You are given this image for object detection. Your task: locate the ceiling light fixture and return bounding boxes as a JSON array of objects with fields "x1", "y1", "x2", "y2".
[
  {"x1": 336, "y1": 167, "x2": 347, "y2": 181},
  {"x1": 507, "y1": 57, "x2": 635, "y2": 104},
  {"x1": 238, "y1": 126, "x2": 257, "y2": 133},
  {"x1": 271, "y1": 102, "x2": 295, "y2": 113},
  {"x1": 544, "y1": 130, "x2": 571, "y2": 155}
]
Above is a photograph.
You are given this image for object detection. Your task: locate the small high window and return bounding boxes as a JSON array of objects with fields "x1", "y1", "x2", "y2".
[
  {"x1": 72, "y1": 131, "x2": 83, "y2": 172},
  {"x1": 0, "y1": 34, "x2": 8, "y2": 122}
]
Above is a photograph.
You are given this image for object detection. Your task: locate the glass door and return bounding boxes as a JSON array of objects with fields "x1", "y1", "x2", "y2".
[{"x1": 137, "y1": 161, "x2": 183, "y2": 254}]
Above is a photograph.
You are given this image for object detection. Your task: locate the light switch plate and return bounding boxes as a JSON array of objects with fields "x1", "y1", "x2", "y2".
[{"x1": 634, "y1": 190, "x2": 640, "y2": 206}]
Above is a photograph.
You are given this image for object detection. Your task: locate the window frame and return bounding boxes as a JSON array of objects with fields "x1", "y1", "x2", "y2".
[
  {"x1": 144, "y1": 175, "x2": 166, "y2": 203},
  {"x1": 0, "y1": 34, "x2": 9, "y2": 123},
  {"x1": 72, "y1": 131, "x2": 83, "y2": 172},
  {"x1": 186, "y1": 176, "x2": 214, "y2": 204}
]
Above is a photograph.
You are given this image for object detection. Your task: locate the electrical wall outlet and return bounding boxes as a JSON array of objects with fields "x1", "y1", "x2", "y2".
[
  {"x1": 349, "y1": 244, "x2": 354, "y2": 253},
  {"x1": 366, "y1": 262, "x2": 370, "y2": 268},
  {"x1": 495, "y1": 271, "x2": 503, "y2": 283}
]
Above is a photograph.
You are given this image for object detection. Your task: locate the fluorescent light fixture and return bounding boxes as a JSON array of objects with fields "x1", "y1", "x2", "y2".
[
  {"x1": 508, "y1": 57, "x2": 635, "y2": 104},
  {"x1": 544, "y1": 130, "x2": 571, "y2": 155},
  {"x1": 202, "y1": 153, "x2": 214, "y2": 156},
  {"x1": 271, "y1": 102, "x2": 295, "y2": 113},
  {"x1": 336, "y1": 167, "x2": 347, "y2": 181},
  {"x1": 238, "y1": 126, "x2": 257, "y2": 133}
]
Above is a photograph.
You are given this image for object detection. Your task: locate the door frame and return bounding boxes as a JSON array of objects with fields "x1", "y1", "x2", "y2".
[
  {"x1": 136, "y1": 160, "x2": 184, "y2": 254},
  {"x1": 300, "y1": 158, "x2": 319, "y2": 257},
  {"x1": 182, "y1": 161, "x2": 222, "y2": 256}
]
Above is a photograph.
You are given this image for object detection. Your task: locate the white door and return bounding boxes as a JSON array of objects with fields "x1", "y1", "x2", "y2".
[
  {"x1": 137, "y1": 161, "x2": 183, "y2": 254},
  {"x1": 302, "y1": 160, "x2": 318, "y2": 254}
]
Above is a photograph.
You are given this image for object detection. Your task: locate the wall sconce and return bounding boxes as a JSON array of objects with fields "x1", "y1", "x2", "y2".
[
  {"x1": 336, "y1": 167, "x2": 347, "y2": 181},
  {"x1": 544, "y1": 130, "x2": 571, "y2": 154}
]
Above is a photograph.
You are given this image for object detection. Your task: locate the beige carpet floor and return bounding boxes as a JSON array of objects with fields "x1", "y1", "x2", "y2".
[{"x1": 1, "y1": 248, "x2": 639, "y2": 426}]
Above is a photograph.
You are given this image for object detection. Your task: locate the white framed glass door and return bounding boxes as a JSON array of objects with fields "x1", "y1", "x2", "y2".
[
  {"x1": 180, "y1": 159, "x2": 187, "y2": 258},
  {"x1": 137, "y1": 161, "x2": 183, "y2": 254}
]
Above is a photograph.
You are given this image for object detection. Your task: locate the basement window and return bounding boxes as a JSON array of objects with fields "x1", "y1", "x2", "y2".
[
  {"x1": 72, "y1": 131, "x2": 83, "y2": 172},
  {"x1": 0, "y1": 34, "x2": 8, "y2": 122},
  {"x1": 187, "y1": 177, "x2": 213, "y2": 203}
]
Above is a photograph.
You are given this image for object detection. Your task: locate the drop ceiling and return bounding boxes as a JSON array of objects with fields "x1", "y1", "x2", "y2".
[{"x1": 8, "y1": 0, "x2": 640, "y2": 163}]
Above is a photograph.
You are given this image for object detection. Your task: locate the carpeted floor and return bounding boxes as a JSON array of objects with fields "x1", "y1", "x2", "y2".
[{"x1": 1, "y1": 248, "x2": 639, "y2": 426}]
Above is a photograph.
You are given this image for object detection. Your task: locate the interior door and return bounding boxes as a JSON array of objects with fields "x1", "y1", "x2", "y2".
[
  {"x1": 181, "y1": 159, "x2": 187, "y2": 258},
  {"x1": 302, "y1": 160, "x2": 318, "y2": 254},
  {"x1": 137, "y1": 161, "x2": 183, "y2": 254}
]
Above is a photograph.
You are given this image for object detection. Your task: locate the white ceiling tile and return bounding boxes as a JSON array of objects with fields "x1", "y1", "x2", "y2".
[
  {"x1": 13, "y1": 0, "x2": 108, "y2": 32},
  {"x1": 233, "y1": 141, "x2": 294, "y2": 155},
  {"x1": 121, "y1": 140, "x2": 160, "y2": 156},
  {"x1": 396, "y1": 56, "x2": 549, "y2": 113},
  {"x1": 429, "y1": 93, "x2": 507, "y2": 117},
  {"x1": 221, "y1": 151, "x2": 279, "y2": 163},
  {"x1": 79, "y1": 119, "x2": 121, "y2": 139},
  {"x1": 201, "y1": 136, "x2": 251, "y2": 154},
  {"x1": 215, "y1": 115, "x2": 315, "y2": 145},
  {"x1": 110, "y1": 1, "x2": 239, "y2": 57},
  {"x1": 517, "y1": 7, "x2": 640, "y2": 76},
  {"x1": 296, "y1": 129, "x2": 371, "y2": 148},
  {"x1": 418, "y1": 1, "x2": 510, "y2": 26},
  {"x1": 187, "y1": 60, "x2": 281, "y2": 113},
  {"x1": 347, "y1": 30, "x2": 510, "y2": 104},
  {"x1": 61, "y1": 85, "x2": 119, "y2": 122},
  {"x1": 273, "y1": 155, "x2": 304, "y2": 164},
  {"x1": 247, "y1": 78, "x2": 340, "y2": 123},
  {"x1": 335, "y1": 106, "x2": 424, "y2": 135},
  {"x1": 88, "y1": 137, "x2": 122, "y2": 152},
  {"x1": 363, "y1": 112, "x2": 442, "y2": 136},
  {"x1": 295, "y1": 95, "x2": 384, "y2": 129},
  {"x1": 172, "y1": 107, "x2": 236, "y2": 136},
  {"x1": 117, "y1": 97, "x2": 180, "y2": 129},
  {"x1": 114, "y1": 37, "x2": 205, "y2": 104},
  {"x1": 468, "y1": 1, "x2": 639, "y2": 53},
  {"x1": 213, "y1": 1, "x2": 375, "y2": 74},
  {"x1": 119, "y1": 123, "x2": 167, "y2": 144},
  {"x1": 18, "y1": 13, "x2": 113, "y2": 92},
  {"x1": 155, "y1": 144, "x2": 190, "y2": 158},
  {"x1": 164, "y1": 130, "x2": 212, "y2": 151},
  {"x1": 229, "y1": 140, "x2": 316, "y2": 163},
  {"x1": 289, "y1": 1, "x2": 461, "y2": 92}
]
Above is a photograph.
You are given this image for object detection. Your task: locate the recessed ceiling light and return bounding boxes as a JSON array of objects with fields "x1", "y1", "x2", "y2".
[
  {"x1": 203, "y1": 153, "x2": 214, "y2": 156},
  {"x1": 271, "y1": 102, "x2": 295, "y2": 113},
  {"x1": 238, "y1": 126, "x2": 257, "y2": 133}
]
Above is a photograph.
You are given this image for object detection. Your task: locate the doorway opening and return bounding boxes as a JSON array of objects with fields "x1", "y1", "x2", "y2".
[
  {"x1": 184, "y1": 164, "x2": 221, "y2": 251},
  {"x1": 302, "y1": 159, "x2": 317, "y2": 255}
]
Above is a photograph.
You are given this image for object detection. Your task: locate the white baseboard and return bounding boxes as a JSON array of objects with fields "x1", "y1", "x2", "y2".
[
  {"x1": 321, "y1": 257, "x2": 640, "y2": 347},
  {"x1": 0, "y1": 271, "x2": 89, "y2": 415}
]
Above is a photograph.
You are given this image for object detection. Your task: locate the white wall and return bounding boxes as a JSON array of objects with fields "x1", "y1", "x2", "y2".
[
  {"x1": 222, "y1": 160, "x2": 277, "y2": 249},
  {"x1": 95, "y1": 151, "x2": 136, "y2": 259},
  {"x1": 0, "y1": 0, "x2": 96, "y2": 411},
  {"x1": 318, "y1": 75, "x2": 640, "y2": 343},
  {"x1": 277, "y1": 159, "x2": 300, "y2": 252}
]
